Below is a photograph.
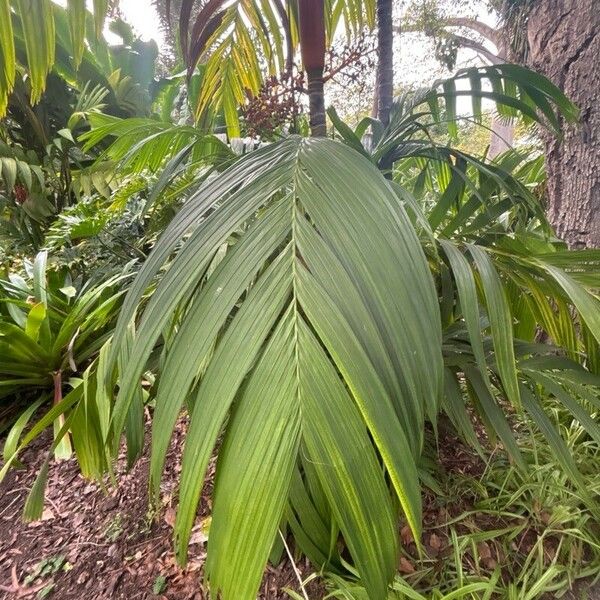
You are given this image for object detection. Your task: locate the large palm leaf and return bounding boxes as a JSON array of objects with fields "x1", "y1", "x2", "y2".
[{"x1": 109, "y1": 135, "x2": 443, "y2": 600}]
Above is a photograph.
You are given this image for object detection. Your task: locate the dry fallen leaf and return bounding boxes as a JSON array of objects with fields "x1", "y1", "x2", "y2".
[
  {"x1": 186, "y1": 559, "x2": 204, "y2": 572},
  {"x1": 188, "y1": 528, "x2": 208, "y2": 546},
  {"x1": 477, "y1": 541, "x2": 492, "y2": 560},
  {"x1": 429, "y1": 533, "x2": 442, "y2": 551},
  {"x1": 164, "y1": 508, "x2": 176, "y2": 528},
  {"x1": 399, "y1": 557, "x2": 415, "y2": 574},
  {"x1": 27, "y1": 507, "x2": 55, "y2": 526},
  {"x1": 400, "y1": 525, "x2": 414, "y2": 545}
]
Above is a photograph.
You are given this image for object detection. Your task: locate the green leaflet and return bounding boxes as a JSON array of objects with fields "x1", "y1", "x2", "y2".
[
  {"x1": 174, "y1": 249, "x2": 293, "y2": 562},
  {"x1": 15, "y1": 0, "x2": 55, "y2": 104},
  {"x1": 109, "y1": 139, "x2": 300, "y2": 419},
  {"x1": 298, "y1": 318, "x2": 398, "y2": 600},
  {"x1": 92, "y1": 0, "x2": 108, "y2": 38},
  {"x1": 468, "y1": 244, "x2": 521, "y2": 409},
  {"x1": 0, "y1": 0, "x2": 15, "y2": 115},
  {"x1": 440, "y1": 240, "x2": 493, "y2": 397},
  {"x1": 148, "y1": 199, "x2": 291, "y2": 496},
  {"x1": 464, "y1": 367, "x2": 524, "y2": 470},
  {"x1": 67, "y1": 0, "x2": 86, "y2": 68},
  {"x1": 297, "y1": 262, "x2": 422, "y2": 540},
  {"x1": 442, "y1": 369, "x2": 482, "y2": 455},
  {"x1": 206, "y1": 311, "x2": 301, "y2": 600}
]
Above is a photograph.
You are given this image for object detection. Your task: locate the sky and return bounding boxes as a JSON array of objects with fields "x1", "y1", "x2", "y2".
[{"x1": 105, "y1": 0, "x2": 166, "y2": 47}]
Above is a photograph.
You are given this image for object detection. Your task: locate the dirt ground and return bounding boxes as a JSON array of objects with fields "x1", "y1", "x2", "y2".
[
  {"x1": 0, "y1": 418, "x2": 320, "y2": 600},
  {"x1": 1, "y1": 417, "x2": 599, "y2": 600}
]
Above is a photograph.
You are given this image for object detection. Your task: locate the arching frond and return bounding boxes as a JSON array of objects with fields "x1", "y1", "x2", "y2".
[
  {"x1": 0, "y1": 0, "x2": 110, "y2": 115},
  {"x1": 110, "y1": 136, "x2": 443, "y2": 600}
]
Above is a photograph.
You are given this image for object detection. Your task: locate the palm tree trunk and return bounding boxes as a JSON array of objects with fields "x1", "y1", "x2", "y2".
[
  {"x1": 306, "y1": 69, "x2": 326, "y2": 137},
  {"x1": 298, "y1": 0, "x2": 327, "y2": 137},
  {"x1": 487, "y1": 40, "x2": 515, "y2": 159},
  {"x1": 488, "y1": 117, "x2": 514, "y2": 158},
  {"x1": 376, "y1": 0, "x2": 394, "y2": 126}
]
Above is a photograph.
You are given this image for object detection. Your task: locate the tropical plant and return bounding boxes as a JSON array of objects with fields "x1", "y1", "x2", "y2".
[
  {"x1": 0, "y1": 321, "x2": 147, "y2": 519},
  {"x1": 0, "y1": 135, "x2": 50, "y2": 255},
  {"x1": 0, "y1": 4, "x2": 168, "y2": 257},
  {"x1": 0, "y1": 0, "x2": 139, "y2": 116},
  {"x1": 163, "y1": 0, "x2": 379, "y2": 136},
  {"x1": 304, "y1": 394, "x2": 600, "y2": 599},
  {"x1": 101, "y1": 99, "x2": 600, "y2": 600},
  {"x1": 0, "y1": 251, "x2": 129, "y2": 448},
  {"x1": 108, "y1": 135, "x2": 440, "y2": 600},
  {"x1": 2, "y1": 5, "x2": 600, "y2": 599},
  {"x1": 0, "y1": 0, "x2": 378, "y2": 137}
]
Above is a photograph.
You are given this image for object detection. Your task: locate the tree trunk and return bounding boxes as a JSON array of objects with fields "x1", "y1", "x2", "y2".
[
  {"x1": 487, "y1": 40, "x2": 515, "y2": 159},
  {"x1": 376, "y1": 0, "x2": 394, "y2": 126},
  {"x1": 298, "y1": 0, "x2": 327, "y2": 137},
  {"x1": 488, "y1": 116, "x2": 514, "y2": 158},
  {"x1": 306, "y1": 68, "x2": 326, "y2": 137},
  {"x1": 371, "y1": 70, "x2": 379, "y2": 119},
  {"x1": 526, "y1": 0, "x2": 600, "y2": 248}
]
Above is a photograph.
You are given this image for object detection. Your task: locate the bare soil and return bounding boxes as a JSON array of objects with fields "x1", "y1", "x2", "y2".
[{"x1": 0, "y1": 418, "x2": 319, "y2": 600}]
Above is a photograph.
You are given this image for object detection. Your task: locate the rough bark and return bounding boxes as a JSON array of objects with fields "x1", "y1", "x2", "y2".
[
  {"x1": 376, "y1": 0, "x2": 394, "y2": 126},
  {"x1": 371, "y1": 69, "x2": 379, "y2": 118},
  {"x1": 527, "y1": 0, "x2": 600, "y2": 248}
]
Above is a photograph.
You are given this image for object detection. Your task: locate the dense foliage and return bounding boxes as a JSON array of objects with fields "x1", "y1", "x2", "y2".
[{"x1": 0, "y1": 2, "x2": 599, "y2": 599}]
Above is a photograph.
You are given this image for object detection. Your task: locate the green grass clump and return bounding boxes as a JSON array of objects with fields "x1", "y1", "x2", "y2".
[{"x1": 293, "y1": 402, "x2": 600, "y2": 600}]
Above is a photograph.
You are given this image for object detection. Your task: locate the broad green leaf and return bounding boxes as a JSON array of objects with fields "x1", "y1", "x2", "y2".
[
  {"x1": 113, "y1": 136, "x2": 441, "y2": 600},
  {"x1": 23, "y1": 459, "x2": 50, "y2": 521},
  {"x1": 1, "y1": 157, "x2": 16, "y2": 190},
  {"x1": 298, "y1": 319, "x2": 398, "y2": 600},
  {"x1": 0, "y1": 0, "x2": 15, "y2": 115},
  {"x1": 205, "y1": 312, "x2": 301, "y2": 600},
  {"x1": 24, "y1": 302, "x2": 46, "y2": 343},
  {"x1": 464, "y1": 367, "x2": 524, "y2": 470},
  {"x1": 23, "y1": 413, "x2": 74, "y2": 521}
]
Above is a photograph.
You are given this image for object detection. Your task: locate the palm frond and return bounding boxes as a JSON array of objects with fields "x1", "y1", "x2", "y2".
[
  {"x1": 178, "y1": 0, "x2": 376, "y2": 135},
  {"x1": 0, "y1": 1, "x2": 110, "y2": 114},
  {"x1": 109, "y1": 136, "x2": 442, "y2": 600}
]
